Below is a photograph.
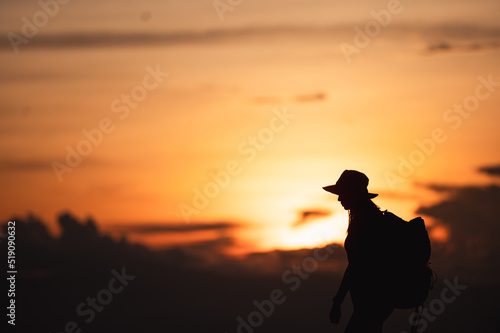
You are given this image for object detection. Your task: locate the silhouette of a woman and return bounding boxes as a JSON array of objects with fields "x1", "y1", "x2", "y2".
[{"x1": 323, "y1": 170, "x2": 394, "y2": 333}]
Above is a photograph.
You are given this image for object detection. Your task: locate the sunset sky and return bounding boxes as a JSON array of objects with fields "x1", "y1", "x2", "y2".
[{"x1": 1, "y1": 0, "x2": 500, "y2": 254}]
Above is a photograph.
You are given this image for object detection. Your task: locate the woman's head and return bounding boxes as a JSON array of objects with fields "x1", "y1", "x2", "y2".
[
  {"x1": 323, "y1": 170, "x2": 380, "y2": 216},
  {"x1": 338, "y1": 193, "x2": 356, "y2": 210},
  {"x1": 338, "y1": 193, "x2": 374, "y2": 211},
  {"x1": 323, "y1": 170, "x2": 378, "y2": 209}
]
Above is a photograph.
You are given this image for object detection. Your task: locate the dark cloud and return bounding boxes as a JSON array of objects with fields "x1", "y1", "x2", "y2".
[
  {"x1": 418, "y1": 24, "x2": 500, "y2": 40},
  {"x1": 294, "y1": 92, "x2": 327, "y2": 103},
  {"x1": 479, "y1": 165, "x2": 500, "y2": 177},
  {"x1": 3, "y1": 208, "x2": 499, "y2": 332},
  {"x1": 0, "y1": 26, "x2": 319, "y2": 51},
  {"x1": 252, "y1": 92, "x2": 326, "y2": 105},
  {"x1": 111, "y1": 221, "x2": 237, "y2": 234},
  {"x1": 0, "y1": 159, "x2": 51, "y2": 171},
  {"x1": 417, "y1": 183, "x2": 500, "y2": 284},
  {"x1": 427, "y1": 41, "x2": 453, "y2": 51},
  {"x1": 2, "y1": 23, "x2": 499, "y2": 52},
  {"x1": 417, "y1": 24, "x2": 500, "y2": 55},
  {"x1": 0, "y1": 158, "x2": 101, "y2": 172},
  {"x1": 293, "y1": 208, "x2": 332, "y2": 227},
  {"x1": 425, "y1": 40, "x2": 500, "y2": 55}
]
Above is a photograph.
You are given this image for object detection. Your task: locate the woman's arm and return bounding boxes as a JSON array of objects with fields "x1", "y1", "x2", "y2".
[
  {"x1": 333, "y1": 264, "x2": 351, "y2": 303},
  {"x1": 329, "y1": 264, "x2": 351, "y2": 324}
]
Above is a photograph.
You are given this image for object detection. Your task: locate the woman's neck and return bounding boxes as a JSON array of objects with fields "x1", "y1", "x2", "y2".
[{"x1": 348, "y1": 200, "x2": 381, "y2": 223}]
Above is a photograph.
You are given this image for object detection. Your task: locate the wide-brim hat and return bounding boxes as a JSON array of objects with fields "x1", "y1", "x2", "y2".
[{"x1": 322, "y1": 170, "x2": 378, "y2": 198}]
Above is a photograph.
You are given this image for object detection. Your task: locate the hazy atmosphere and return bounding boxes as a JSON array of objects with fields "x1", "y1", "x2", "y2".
[{"x1": 1, "y1": 0, "x2": 499, "y2": 332}]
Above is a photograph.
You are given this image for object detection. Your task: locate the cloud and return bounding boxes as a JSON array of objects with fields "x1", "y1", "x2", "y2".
[
  {"x1": 417, "y1": 178, "x2": 500, "y2": 284},
  {"x1": 252, "y1": 92, "x2": 326, "y2": 105},
  {"x1": 416, "y1": 24, "x2": 500, "y2": 56},
  {"x1": 0, "y1": 160, "x2": 51, "y2": 171},
  {"x1": 294, "y1": 92, "x2": 327, "y2": 103},
  {"x1": 418, "y1": 24, "x2": 500, "y2": 40},
  {"x1": 2, "y1": 23, "x2": 499, "y2": 52},
  {"x1": 424, "y1": 40, "x2": 500, "y2": 55},
  {"x1": 293, "y1": 208, "x2": 332, "y2": 227},
  {"x1": 0, "y1": 158, "x2": 101, "y2": 172},
  {"x1": 3, "y1": 209, "x2": 497, "y2": 332},
  {"x1": 111, "y1": 221, "x2": 237, "y2": 234},
  {"x1": 0, "y1": 26, "x2": 318, "y2": 51},
  {"x1": 478, "y1": 164, "x2": 500, "y2": 177}
]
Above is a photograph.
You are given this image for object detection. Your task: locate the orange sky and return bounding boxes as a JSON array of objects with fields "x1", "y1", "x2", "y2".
[{"x1": 1, "y1": 0, "x2": 500, "y2": 253}]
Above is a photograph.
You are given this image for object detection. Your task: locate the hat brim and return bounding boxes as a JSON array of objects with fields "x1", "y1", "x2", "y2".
[{"x1": 322, "y1": 185, "x2": 378, "y2": 198}]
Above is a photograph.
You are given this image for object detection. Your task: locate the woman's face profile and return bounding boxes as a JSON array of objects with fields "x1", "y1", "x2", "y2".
[{"x1": 338, "y1": 194, "x2": 355, "y2": 210}]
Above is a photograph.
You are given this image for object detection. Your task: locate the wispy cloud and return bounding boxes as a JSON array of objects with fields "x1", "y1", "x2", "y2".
[
  {"x1": 293, "y1": 208, "x2": 332, "y2": 227},
  {"x1": 0, "y1": 159, "x2": 53, "y2": 172},
  {"x1": 0, "y1": 26, "x2": 319, "y2": 51},
  {"x1": 252, "y1": 92, "x2": 326, "y2": 105},
  {"x1": 417, "y1": 165, "x2": 500, "y2": 284},
  {"x1": 294, "y1": 92, "x2": 327, "y2": 103},
  {"x1": 2, "y1": 23, "x2": 499, "y2": 53},
  {"x1": 112, "y1": 222, "x2": 237, "y2": 234},
  {"x1": 479, "y1": 165, "x2": 500, "y2": 177},
  {"x1": 424, "y1": 40, "x2": 500, "y2": 55},
  {"x1": 0, "y1": 158, "x2": 101, "y2": 172}
]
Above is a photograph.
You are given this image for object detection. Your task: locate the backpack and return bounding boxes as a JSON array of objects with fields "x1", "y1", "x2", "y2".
[{"x1": 382, "y1": 211, "x2": 433, "y2": 310}]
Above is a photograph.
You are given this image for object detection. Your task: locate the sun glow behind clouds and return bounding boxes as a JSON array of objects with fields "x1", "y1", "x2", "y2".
[
  {"x1": 267, "y1": 213, "x2": 348, "y2": 251},
  {"x1": 1, "y1": 0, "x2": 499, "y2": 257}
]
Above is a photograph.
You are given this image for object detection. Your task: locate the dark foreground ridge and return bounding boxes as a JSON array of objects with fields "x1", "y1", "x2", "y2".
[{"x1": 3, "y1": 166, "x2": 500, "y2": 333}]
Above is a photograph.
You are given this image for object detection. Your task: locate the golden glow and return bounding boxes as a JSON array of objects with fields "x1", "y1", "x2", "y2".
[
  {"x1": 1, "y1": 1, "x2": 499, "y2": 255},
  {"x1": 273, "y1": 214, "x2": 347, "y2": 250},
  {"x1": 429, "y1": 225, "x2": 450, "y2": 243}
]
